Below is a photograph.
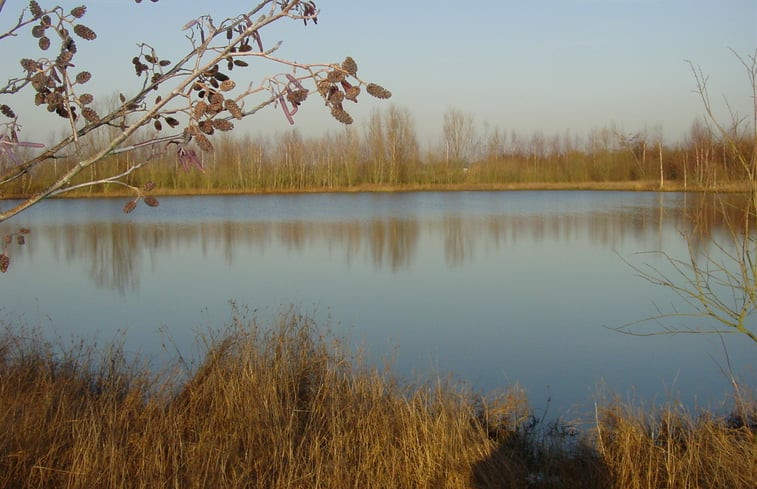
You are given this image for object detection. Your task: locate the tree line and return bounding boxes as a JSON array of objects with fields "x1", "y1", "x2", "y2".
[{"x1": 2, "y1": 105, "x2": 754, "y2": 196}]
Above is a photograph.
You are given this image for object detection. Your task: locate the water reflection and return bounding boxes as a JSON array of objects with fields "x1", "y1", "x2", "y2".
[{"x1": 1, "y1": 191, "x2": 750, "y2": 294}]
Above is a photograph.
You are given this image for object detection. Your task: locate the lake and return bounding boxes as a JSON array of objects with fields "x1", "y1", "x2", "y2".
[{"x1": 1, "y1": 190, "x2": 754, "y2": 418}]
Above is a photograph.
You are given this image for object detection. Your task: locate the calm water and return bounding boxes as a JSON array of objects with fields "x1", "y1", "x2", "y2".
[{"x1": 1, "y1": 191, "x2": 754, "y2": 417}]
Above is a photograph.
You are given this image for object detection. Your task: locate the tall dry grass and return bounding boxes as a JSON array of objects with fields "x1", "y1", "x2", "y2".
[{"x1": 0, "y1": 310, "x2": 754, "y2": 488}]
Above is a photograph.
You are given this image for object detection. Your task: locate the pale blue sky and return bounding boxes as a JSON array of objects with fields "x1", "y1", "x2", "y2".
[{"x1": 2, "y1": 0, "x2": 756, "y2": 146}]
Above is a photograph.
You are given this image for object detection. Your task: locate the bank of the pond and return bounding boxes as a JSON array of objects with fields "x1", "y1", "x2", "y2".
[
  {"x1": 1, "y1": 313, "x2": 754, "y2": 489},
  {"x1": 3, "y1": 179, "x2": 754, "y2": 201}
]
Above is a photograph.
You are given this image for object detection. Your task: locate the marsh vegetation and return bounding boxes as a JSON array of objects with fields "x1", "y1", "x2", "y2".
[{"x1": 0, "y1": 312, "x2": 754, "y2": 489}]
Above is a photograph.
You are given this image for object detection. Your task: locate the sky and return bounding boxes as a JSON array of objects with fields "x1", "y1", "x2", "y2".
[{"x1": 1, "y1": 0, "x2": 756, "y2": 147}]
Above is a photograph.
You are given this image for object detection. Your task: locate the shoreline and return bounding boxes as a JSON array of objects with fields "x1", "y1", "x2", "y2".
[{"x1": 2, "y1": 180, "x2": 753, "y2": 200}]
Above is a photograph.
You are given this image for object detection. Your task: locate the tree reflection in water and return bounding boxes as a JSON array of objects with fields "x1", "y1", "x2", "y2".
[{"x1": 1, "y1": 192, "x2": 750, "y2": 294}]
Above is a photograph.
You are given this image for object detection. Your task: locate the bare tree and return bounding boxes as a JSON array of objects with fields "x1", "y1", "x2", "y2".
[
  {"x1": 0, "y1": 0, "x2": 391, "y2": 271},
  {"x1": 687, "y1": 49, "x2": 757, "y2": 200},
  {"x1": 620, "y1": 49, "x2": 757, "y2": 346},
  {"x1": 442, "y1": 107, "x2": 475, "y2": 169}
]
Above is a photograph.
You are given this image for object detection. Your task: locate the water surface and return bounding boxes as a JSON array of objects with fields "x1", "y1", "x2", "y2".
[{"x1": 1, "y1": 191, "x2": 754, "y2": 417}]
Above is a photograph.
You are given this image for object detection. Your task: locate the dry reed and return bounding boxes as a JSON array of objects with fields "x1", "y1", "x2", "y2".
[{"x1": 0, "y1": 311, "x2": 754, "y2": 488}]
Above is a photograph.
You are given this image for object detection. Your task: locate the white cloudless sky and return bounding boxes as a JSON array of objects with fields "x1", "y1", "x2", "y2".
[{"x1": 1, "y1": 0, "x2": 755, "y2": 146}]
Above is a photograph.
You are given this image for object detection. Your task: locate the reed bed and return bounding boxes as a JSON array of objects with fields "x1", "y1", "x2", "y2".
[{"x1": 0, "y1": 311, "x2": 754, "y2": 488}]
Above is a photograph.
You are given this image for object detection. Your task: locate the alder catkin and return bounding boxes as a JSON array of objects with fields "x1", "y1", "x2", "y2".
[
  {"x1": 366, "y1": 83, "x2": 392, "y2": 99},
  {"x1": 194, "y1": 132, "x2": 214, "y2": 152},
  {"x1": 341, "y1": 56, "x2": 358, "y2": 76},
  {"x1": 330, "y1": 106, "x2": 353, "y2": 125},
  {"x1": 123, "y1": 200, "x2": 137, "y2": 214},
  {"x1": 73, "y1": 24, "x2": 96, "y2": 40},
  {"x1": 224, "y1": 99, "x2": 243, "y2": 120}
]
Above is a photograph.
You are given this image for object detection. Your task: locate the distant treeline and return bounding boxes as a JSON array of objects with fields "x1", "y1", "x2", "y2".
[{"x1": 2, "y1": 106, "x2": 754, "y2": 196}]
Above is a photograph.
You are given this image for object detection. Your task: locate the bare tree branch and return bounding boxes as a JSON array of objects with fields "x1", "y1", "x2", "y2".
[{"x1": 0, "y1": 0, "x2": 392, "y2": 225}]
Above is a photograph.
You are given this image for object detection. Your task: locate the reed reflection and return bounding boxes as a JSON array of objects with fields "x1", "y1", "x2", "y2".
[{"x1": 1, "y1": 192, "x2": 750, "y2": 293}]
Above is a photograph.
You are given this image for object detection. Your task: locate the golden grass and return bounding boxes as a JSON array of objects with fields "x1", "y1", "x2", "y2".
[{"x1": 0, "y1": 311, "x2": 754, "y2": 488}]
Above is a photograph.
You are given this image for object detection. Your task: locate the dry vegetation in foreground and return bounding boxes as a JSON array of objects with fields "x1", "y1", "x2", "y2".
[{"x1": 0, "y1": 311, "x2": 754, "y2": 489}]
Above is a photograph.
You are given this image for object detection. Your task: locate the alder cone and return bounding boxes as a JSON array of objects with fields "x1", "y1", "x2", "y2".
[
  {"x1": 366, "y1": 83, "x2": 391, "y2": 99},
  {"x1": 341, "y1": 56, "x2": 358, "y2": 76},
  {"x1": 193, "y1": 101, "x2": 208, "y2": 119},
  {"x1": 75, "y1": 71, "x2": 91, "y2": 84},
  {"x1": 73, "y1": 24, "x2": 96, "y2": 40},
  {"x1": 287, "y1": 89, "x2": 308, "y2": 106},
  {"x1": 219, "y1": 79, "x2": 235, "y2": 92},
  {"x1": 330, "y1": 106, "x2": 353, "y2": 125},
  {"x1": 81, "y1": 107, "x2": 99, "y2": 123},
  {"x1": 344, "y1": 86, "x2": 360, "y2": 101},
  {"x1": 224, "y1": 99, "x2": 243, "y2": 120},
  {"x1": 0, "y1": 104, "x2": 15, "y2": 118},
  {"x1": 123, "y1": 200, "x2": 137, "y2": 214},
  {"x1": 194, "y1": 132, "x2": 214, "y2": 152},
  {"x1": 211, "y1": 119, "x2": 234, "y2": 131},
  {"x1": 29, "y1": 1, "x2": 43, "y2": 18},
  {"x1": 70, "y1": 6, "x2": 87, "y2": 18}
]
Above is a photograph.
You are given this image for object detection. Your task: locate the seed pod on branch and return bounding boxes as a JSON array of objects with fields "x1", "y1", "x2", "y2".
[
  {"x1": 0, "y1": 105, "x2": 15, "y2": 118},
  {"x1": 341, "y1": 56, "x2": 358, "y2": 76},
  {"x1": 208, "y1": 91, "x2": 224, "y2": 105},
  {"x1": 144, "y1": 196, "x2": 159, "y2": 207},
  {"x1": 193, "y1": 100, "x2": 208, "y2": 119},
  {"x1": 344, "y1": 86, "x2": 360, "y2": 102},
  {"x1": 0, "y1": 254, "x2": 9, "y2": 273},
  {"x1": 29, "y1": 1, "x2": 43, "y2": 18},
  {"x1": 194, "y1": 132, "x2": 214, "y2": 152},
  {"x1": 198, "y1": 120, "x2": 214, "y2": 135},
  {"x1": 70, "y1": 6, "x2": 87, "y2": 18},
  {"x1": 327, "y1": 88, "x2": 344, "y2": 105},
  {"x1": 20, "y1": 58, "x2": 40, "y2": 72},
  {"x1": 75, "y1": 71, "x2": 91, "y2": 84},
  {"x1": 287, "y1": 89, "x2": 308, "y2": 106},
  {"x1": 366, "y1": 83, "x2": 392, "y2": 99},
  {"x1": 211, "y1": 119, "x2": 234, "y2": 131},
  {"x1": 224, "y1": 99, "x2": 243, "y2": 120},
  {"x1": 73, "y1": 24, "x2": 96, "y2": 40},
  {"x1": 330, "y1": 106, "x2": 353, "y2": 125},
  {"x1": 326, "y1": 70, "x2": 345, "y2": 83},
  {"x1": 81, "y1": 107, "x2": 99, "y2": 123},
  {"x1": 123, "y1": 200, "x2": 137, "y2": 214}
]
